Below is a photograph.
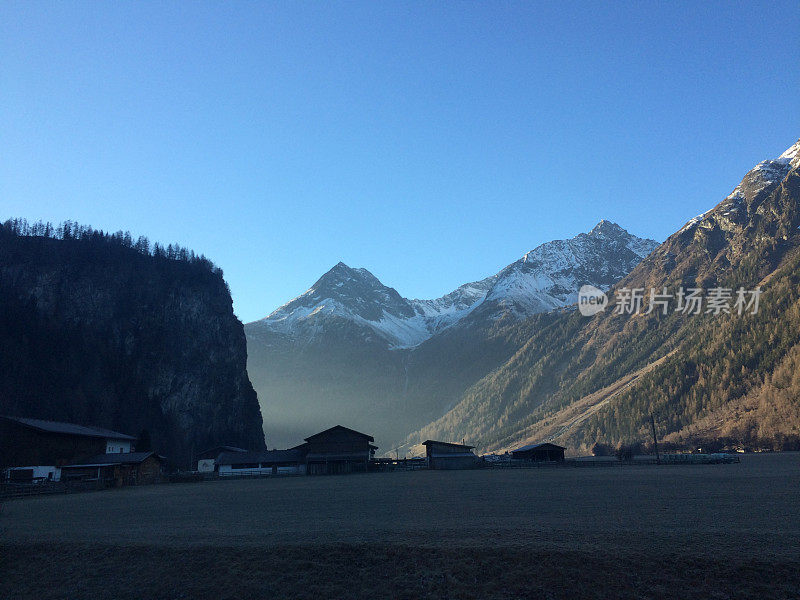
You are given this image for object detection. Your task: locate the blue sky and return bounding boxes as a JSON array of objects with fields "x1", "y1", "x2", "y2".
[{"x1": 1, "y1": 2, "x2": 798, "y2": 323}]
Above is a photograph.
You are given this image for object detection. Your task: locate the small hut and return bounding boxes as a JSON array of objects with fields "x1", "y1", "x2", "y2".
[
  {"x1": 423, "y1": 440, "x2": 478, "y2": 470},
  {"x1": 510, "y1": 442, "x2": 565, "y2": 462}
]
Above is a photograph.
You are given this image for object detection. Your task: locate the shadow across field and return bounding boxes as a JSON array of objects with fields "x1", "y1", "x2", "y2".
[
  {"x1": 1, "y1": 453, "x2": 799, "y2": 599},
  {"x1": 2, "y1": 543, "x2": 798, "y2": 600}
]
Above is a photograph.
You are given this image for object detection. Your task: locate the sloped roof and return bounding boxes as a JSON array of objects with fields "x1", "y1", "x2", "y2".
[
  {"x1": 512, "y1": 442, "x2": 566, "y2": 453},
  {"x1": 198, "y1": 445, "x2": 247, "y2": 456},
  {"x1": 304, "y1": 425, "x2": 374, "y2": 443},
  {"x1": 422, "y1": 440, "x2": 475, "y2": 450},
  {"x1": 4, "y1": 416, "x2": 136, "y2": 441},
  {"x1": 428, "y1": 452, "x2": 477, "y2": 458},
  {"x1": 63, "y1": 452, "x2": 162, "y2": 467}
]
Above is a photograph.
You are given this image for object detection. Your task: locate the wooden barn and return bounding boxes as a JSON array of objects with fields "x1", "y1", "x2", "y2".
[
  {"x1": 301, "y1": 425, "x2": 377, "y2": 475},
  {"x1": 216, "y1": 449, "x2": 306, "y2": 476},
  {"x1": 0, "y1": 416, "x2": 137, "y2": 475},
  {"x1": 61, "y1": 452, "x2": 165, "y2": 486},
  {"x1": 423, "y1": 440, "x2": 478, "y2": 470},
  {"x1": 511, "y1": 442, "x2": 566, "y2": 462}
]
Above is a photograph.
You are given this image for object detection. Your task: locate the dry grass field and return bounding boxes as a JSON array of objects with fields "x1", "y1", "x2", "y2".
[{"x1": 2, "y1": 452, "x2": 799, "y2": 599}]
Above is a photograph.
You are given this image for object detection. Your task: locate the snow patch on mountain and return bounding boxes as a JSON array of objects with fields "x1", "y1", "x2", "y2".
[
  {"x1": 681, "y1": 139, "x2": 800, "y2": 233},
  {"x1": 481, "y1": 220, "x2": 658, "y2": 317},
  {"x1": 777, "y1": 138, "x2": 800, "y2": 165},
  {"x1": 409, "y1": 276, "x2": 497, "y2": 334}
]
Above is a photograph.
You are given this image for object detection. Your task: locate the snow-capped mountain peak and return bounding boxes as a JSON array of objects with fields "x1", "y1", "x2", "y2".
[
  {"x1": 777, "y1": 138, "x2": 800, "y2": 166},
  {"x1": 252, "y1": 261, "x2": 415, "y2": 336},
  {"x1": 588, "y1": 219, "x2": 624, "y2": 237},
  {"x1": 249, "y1": 222, "x2": 658, "y2": 348},
  {"x1": 585, "y1": 219, "x2": 657, "y2": 259},
  {"x1": 481, "y1": 221, "x2": 658, "y2": 316},
  {"x1": 311, "y1": 261, "x2": 392, "y2": 301},
  {"x1": 681, "y1": 138, "x2": 800, "y2": 233}
]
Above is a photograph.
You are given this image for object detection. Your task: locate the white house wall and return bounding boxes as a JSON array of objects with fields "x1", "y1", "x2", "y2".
[
  {"x1": 197, "y1": 459, "x2": 216, "y2": 473},
  {"x1": 105, "y1": 440, "x2": 132, "y2": 453},
  {"x1": 6, "y1": 465, "x2": 62, "y2": 482}
]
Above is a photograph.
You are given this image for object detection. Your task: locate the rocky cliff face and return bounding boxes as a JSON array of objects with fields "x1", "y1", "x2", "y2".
[{"x1": 0, "y1": 224, "x2": 265, "y2": 466}]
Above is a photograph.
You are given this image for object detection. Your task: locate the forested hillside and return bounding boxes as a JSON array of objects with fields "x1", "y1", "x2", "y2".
[
  {"x1": 406, "y1": 140, "x2": 800, "y2": 455},
  {"x1": 0, "y1": 219, "x2": 265, "y2": 466}
]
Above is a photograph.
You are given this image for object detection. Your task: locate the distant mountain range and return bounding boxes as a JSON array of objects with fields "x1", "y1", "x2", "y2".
[
  {"x1": 249, "y1": 219, "x2": 657, "y2": 351},
  {"x1": 248, "y1": 138, "x2": 800, "y2": 455},
  {"x1": 246, "y1": 221, "x2": 659, "y2": 448}
]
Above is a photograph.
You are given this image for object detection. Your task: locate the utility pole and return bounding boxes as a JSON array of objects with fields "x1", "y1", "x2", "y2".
[{"x1": 650, "y1": 415, "x2": 660, "y2": 464}]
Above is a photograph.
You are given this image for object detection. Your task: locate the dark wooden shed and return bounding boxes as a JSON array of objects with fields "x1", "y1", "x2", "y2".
[
  {"x1": 510, "y1": 442, "x2": 566, "y2": 462},
  {"x1": 302, "y1": 425, "x2": 376, "y2": 475},
  {"x1": 423, "y1": 440, "x2": 478, "y2": 470},
  {"x1": 61, "y1": 451, "x2": 165, "y2": 486}
]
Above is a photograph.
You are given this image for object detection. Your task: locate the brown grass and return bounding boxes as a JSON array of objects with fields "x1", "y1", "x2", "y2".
[{"x1": 1, "y1": 452, "x2": 799, "y2": 599}]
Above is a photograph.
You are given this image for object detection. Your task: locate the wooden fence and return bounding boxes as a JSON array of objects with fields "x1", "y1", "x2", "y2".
[
  {"x1": 482, "y1": 453, "x2": 740, "y2": 469},
  {"x1": 0, "y1": 479, "x2": 112, "y2": 500}
]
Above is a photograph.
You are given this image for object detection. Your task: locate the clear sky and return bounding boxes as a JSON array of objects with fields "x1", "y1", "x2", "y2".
[{"x1": 1, "y1": 2, "x2": 798, "y2": 323}]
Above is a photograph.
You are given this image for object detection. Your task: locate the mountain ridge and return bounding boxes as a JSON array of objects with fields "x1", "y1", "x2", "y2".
[{"x1": 248, "y1": 221, "x2": 659, "y2": 349}]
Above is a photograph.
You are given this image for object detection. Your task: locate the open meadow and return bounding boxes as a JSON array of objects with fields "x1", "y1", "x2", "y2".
[{"x1": 2, "y1": 452, "x2": 799, "y2": 599}]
